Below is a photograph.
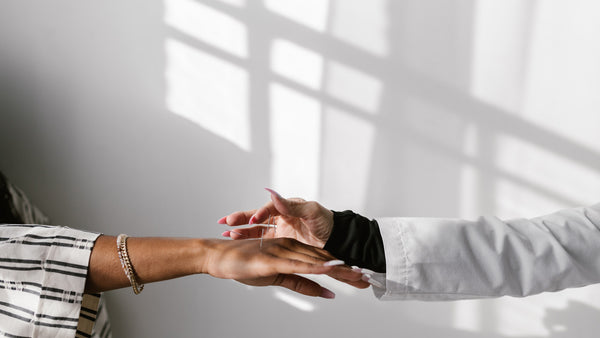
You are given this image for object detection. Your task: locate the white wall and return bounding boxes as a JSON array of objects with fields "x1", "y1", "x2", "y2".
[{"x1": 2, "y1": 0, "x2": 600, "y2": 337}]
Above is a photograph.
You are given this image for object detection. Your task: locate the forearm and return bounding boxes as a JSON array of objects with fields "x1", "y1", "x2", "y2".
[
  {"x1": 374, "y1": 203, "x2": 600, "y2": 300},
  {"x1": 85, "y1": 235, "x2": 205, "y2": 293}
]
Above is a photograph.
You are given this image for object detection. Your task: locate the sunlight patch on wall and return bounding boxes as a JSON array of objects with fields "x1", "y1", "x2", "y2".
[
  {"x1": 495, "y1": 133, "x2": 600, "y2": 214},
  {"x1": 521, "y1": 1, "x2": 600, "y2": 151},
  {"x1": 325, "y1": 61, "x2": 381, "y2": 114},
  {"x1": 469, "y1": 0, "x2": 531, "y2": 113},
  {"x1": 165, "y1": 0, "x2": 248, "y2": 58},
  {"x1": 264, "y1": 0, "x2": 330, "y2": 32},
  {"x1": 496, "y1": 178, "x2": 568, "y2": 219},
  {"x1": 271, "y1": 39, "x2": 324, "y2": 90},
  {"x1": 320, "y1": 107, "x2": 374, "y2": 211},
  {"x1": 165, "y1": 38, "x2": 250, "y2": 151},
  {"x1": 329, "y1": 0, "x2": 389, "y2": 57},
  {"x1": 459, "y1": 124, "x2": 480, "y2": 219},
  {"x1": 492, "y1": 296, "x2": 562, "y2": 337},
  {"x1": 269, "y1": 83, "x2": 321, "y2": 200},
  {"x1": 452, "y1": 301, "x2": 483, "y2": 333},
  {"x1": 273, "y1": 290, "x2": 315, "y2": 312},
  {"x1": 215, "y1": 0, "x2": 245, "y2": 7}
]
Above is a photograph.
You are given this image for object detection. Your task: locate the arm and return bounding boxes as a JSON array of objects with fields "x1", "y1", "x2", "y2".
[
  {"x1": 374, "y1": 203, "x2": 600, "y2": 300},
  {"x1": 86, "y1": 235, "x2": 364, "y2": 298},
  {"x1": 220, "y1": 189, "x2": 600, "y2": 300}
]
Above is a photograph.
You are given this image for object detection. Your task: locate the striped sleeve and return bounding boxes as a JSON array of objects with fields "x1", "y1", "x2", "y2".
[{"x1": 0, "y1": 224, "x2": 100, "y2": 337}]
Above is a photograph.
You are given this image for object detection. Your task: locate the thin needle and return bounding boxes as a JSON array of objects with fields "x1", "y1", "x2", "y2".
[{"x1": 260, "y1": 227, "x2": 264, "y2": 248}]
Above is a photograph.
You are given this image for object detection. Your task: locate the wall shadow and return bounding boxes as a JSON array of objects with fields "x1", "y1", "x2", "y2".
[{"x1": 1, "y1": 0, "x2": 600, "y2": 337}]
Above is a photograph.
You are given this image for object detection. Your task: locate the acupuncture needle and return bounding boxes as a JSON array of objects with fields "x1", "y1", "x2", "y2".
[{"x1": 260, "y1": 215, "x2": 276, "y2": 248}]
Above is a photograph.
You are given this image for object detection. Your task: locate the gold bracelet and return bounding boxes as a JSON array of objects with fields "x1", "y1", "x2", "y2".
[{"x1": 116, "y1": 234, "x2": 144, "y2": 295}]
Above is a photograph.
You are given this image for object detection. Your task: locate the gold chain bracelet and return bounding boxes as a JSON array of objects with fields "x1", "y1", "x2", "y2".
[{"x1": 116, "y1": 234, "x2": 144, "y2": 295}]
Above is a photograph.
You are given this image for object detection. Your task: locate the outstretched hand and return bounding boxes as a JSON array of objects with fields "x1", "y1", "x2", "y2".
[
  {"x1": 201, "y1": 237, "x2": 367, "y2": 298},
  {"x1": 219, "y1": 188, "x2": 333, "y2": 248},
  {"x1": 217, "y1": 189, "x2": 370, "y2": 290}
]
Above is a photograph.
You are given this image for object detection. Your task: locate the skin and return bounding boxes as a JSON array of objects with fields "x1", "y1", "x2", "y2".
[
  {"x1": 85, "y1": 235, "x2": 366, "y2": 298},
  {"x1": 219, "y1": 188, "x2": 370, "y2": 289},
  {"x1": 219, "y1": 188, "x2": 335, "y2": 248}
]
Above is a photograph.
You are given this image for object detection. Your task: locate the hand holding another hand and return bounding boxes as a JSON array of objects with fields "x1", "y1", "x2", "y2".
[
  {"x1": 201, "y1": 237, "x2": 366, "y2": 298},
  {"x1": 219, "y1": 188, "x2": 333, "y2": 248}
]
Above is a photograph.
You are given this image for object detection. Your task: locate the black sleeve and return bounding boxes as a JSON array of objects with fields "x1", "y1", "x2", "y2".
[
  {"x1": 0, "y1": 172, "x2": 22, "y2": 224},
  {"x1": 323, "y1": 210, "x2": 386, "y2": 272}
]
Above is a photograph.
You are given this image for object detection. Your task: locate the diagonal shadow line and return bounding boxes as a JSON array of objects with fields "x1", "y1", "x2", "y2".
[
  {"x1": 195, "y1": 1, "x2": 600, "y2": 178},
  {"x1": 165, "y1": 26, "x2": 249, "y2": 67},
  {"x1": 236, "y1": 2, "x2": 600, "y2": 179},
  {"x1": 181, "y1": 0, "x2": 600, "y2": 187},
  {"x1": 398, "y1": 126, "x2": 584, "y2": 207},
  {"x1": 385, "y1": 65, "x2": 600, "y2": 174},
  {"x1": 196, "y1": 0, "x2": 387, "y2": 72}
]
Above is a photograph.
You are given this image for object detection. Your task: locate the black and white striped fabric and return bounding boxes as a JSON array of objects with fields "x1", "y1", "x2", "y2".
[
  {"x1": 1, "y1": 172, "x2": 111, "y2": 337},
  {"x1": 0, "y1": 225, "x2": 101, "y2": 336}
]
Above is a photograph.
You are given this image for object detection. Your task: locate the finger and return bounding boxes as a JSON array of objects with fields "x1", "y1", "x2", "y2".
[
  {"x1": 264, "y1": 238, "x2": 339, "y2": 264},
  {"x1": 248, "y1": 200, "x2": 278, "y2": 225},
  {"x1": 273, "y1": 274, "x2": 336, "y2": 299},
  {"x1": 221, "y1": 230, "x2": 252, "y2": 239},
  {"x1": 265, "y1": 256, "x2": 334, "y2": 276},
  {"x1": 266, "y1": 238, "x2": 335, "y2": 259},
  {"x1": 325, "y1": 268, "x2": 371, "y2": 289},
  {"x1": 228, "y1": 226, "x2": 271, "y2": 240},
  {"x1": 343, "y1": 279, "x2": 371, "y2": 289},
  {"x1": 221, "y1": 210, "x2": 256, "y2": 226},
  {"x1": 325, "y1": 266, "x2": 366, "y2": 283},
  {"x1": 265, "y1": 239, "x2": 365, "y2": 284},
  {"x1": 265, "y1": 188, "x2": 311, "y2": 219},
  {"x1": 272, "y1": 245, "x2": 369, "y2": 288}
]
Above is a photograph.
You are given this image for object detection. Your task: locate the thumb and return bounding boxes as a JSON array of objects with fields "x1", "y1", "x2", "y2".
[{"x1": 265, "y1": 188, "x2": 310, "y2": 219}]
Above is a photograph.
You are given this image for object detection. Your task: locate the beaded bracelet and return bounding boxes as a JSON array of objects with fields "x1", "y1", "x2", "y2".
[{"x1": 116, "y1": 234, "x2": 144, "y2": 295}]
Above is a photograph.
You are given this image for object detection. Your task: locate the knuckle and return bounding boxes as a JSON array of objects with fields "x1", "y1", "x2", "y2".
[{"x1": 305, "y1": 201, "x2": 320, "y2": 213}]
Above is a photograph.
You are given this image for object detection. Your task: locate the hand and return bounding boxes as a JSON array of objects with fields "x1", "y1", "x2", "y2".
[
  {"x1": 200, "y1": 237, "x2": 366, "y2": 298},
  {"x1": 219, "y1": 188, "x2": 333, "y2": 248}
]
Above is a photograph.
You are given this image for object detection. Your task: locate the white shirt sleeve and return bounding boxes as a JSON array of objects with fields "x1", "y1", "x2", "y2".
[
  {"x1": 0, "y1": 224, "x2": 100, "y2": 337},
  {"x1": 370, "y1": 203, "x2": 600, "y2": 301}
]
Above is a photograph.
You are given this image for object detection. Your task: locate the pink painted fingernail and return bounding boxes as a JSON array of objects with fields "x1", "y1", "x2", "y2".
[
  {"x1": 217, "y1": 216, "x2": 227, "y2": 224},
  {"x1": 249, "y1": 215, "x2": 256, "y2": 225},
  {"x1": 320, "y1": 288, "x2": 336, "y2": 299},
  {"x1": 265, "y1": 188, "x2": 282, "y2": 199},
  {"x1": 221, "y1": 231, "x2": 230, "y2": 237},
  {"x1": 323, "y1": 260, "x2": 344, "y2": 267},
  {"x1": 229, "y1": 230, "x2": 248, "y2": 238}
]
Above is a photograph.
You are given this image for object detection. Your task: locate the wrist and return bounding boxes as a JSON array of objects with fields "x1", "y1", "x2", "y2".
[
  {"x1": 316, "y1": 209, "x2": 334, "y2": 247},
  {"x1": 193, "y1": 238, "x2": 216, "y2": 275}
]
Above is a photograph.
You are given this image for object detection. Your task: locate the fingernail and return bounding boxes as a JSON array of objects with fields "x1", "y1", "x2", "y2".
[
  {"x1": 229, "y1": 230, "x2": 248, "y2": 238},
  {"x1": 249, "y1": 215, "x2": 256, "y2": 225},
  {"x1": 217, "y1": 216, "x2": 227, "y2": 224},
  {"x1": 265, "y1": 188, "x2": 282, "y2": 199},
  {"x1": 323, "y1": 260, "x2": 344, "y2": 267},
  {"x1": 369, "y1": 278, "x2": 385, "y2": 289},
  {"x1": 351, "y1": 266, "x2": 362, "y2": 273},
  {"x1": 320, "y1": 288, "x2": 336, "y2": 299},
  {"x1": 360, "y1": 274, "x2": 384, "y2": 288},
  {"x1": 221, "y1": 231, "x2": 230, "y2": 237},
  {"x1": 361, "y1": 268, "x2": 375, "y2": 275}
]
